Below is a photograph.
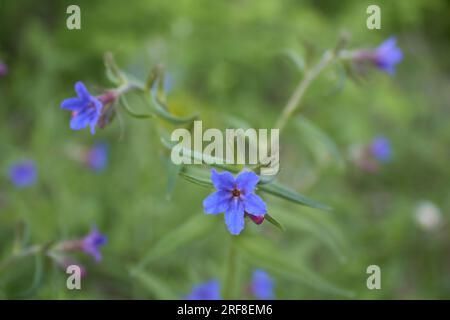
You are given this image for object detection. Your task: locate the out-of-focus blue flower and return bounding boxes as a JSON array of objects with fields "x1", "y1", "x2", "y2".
[
  {"x1": 203, "y1": 169, "x2": 267, "y2": 235},
  {"x1": 81, "y1": 226, "x2": 107, "y2": 262},
  {"x1": 374, "y1": 37, "x2": 403, "y2": 75},
  {"x1": 250, "y1": 269, "x2": 274, "y2": 299},
  {"x1": 371, "y1": 136, "x2": 392, "y2": 162},
  {"x1": 61, "y1": 81, "x2": 103, "y2": 135},
  {"x1": 9, "y1": 160, "x2": 37, "y2": 188},
  {"x1": 186, "y1": 280, "x2": 221, "y2": 300},
  {"x1": 86, "y1": 143, "x2": 109, "y2": 172},
  {"x1": 0, "y1": 61, "x2": 8, "y2": 77}
]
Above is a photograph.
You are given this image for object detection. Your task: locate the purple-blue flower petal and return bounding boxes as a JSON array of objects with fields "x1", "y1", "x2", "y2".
[
  {"x1": 9, "y1": 160, "x2": 37, "y2": 188},
  {"x1": 70, "y1": 109, "x2": 94, "y2": 130},
  {"x1": 371, "y1": 136, "x2": 392, "y2": 162},
  {"x1": 61, "y1": 97, "x2": 84, "y2": 111},
  {"x1": 251, "y1": 269, "x2": 274, "y2": 299},
  {"x1": 82, "y1": 227, "x2": 107, "y2": 262},
  {"x1": 211, "y1": 168, "x2": 235, "y2": 191},
  {"x1": 235, "y1": 171, "x2": 259, "y2": 194},
  {"x1": 243, "y1": 193, "x2": 266, "y2": 216},
  {"x1": 203, "y1": 190, "x2": 232, "y2": 214},
  {"x1": 87, "y1": 143, "x2": 109, "y2": 172},
  {"x1": 224, "y1": 198, "x2": 245, "y2": 235},
  {"x1": 375, "y1": 37, "x2": 403, "y2": 74},
  {"x1": 75, "y1": 81, "x2": 91, "y2": 101},
  {"x1": 186, "y1": 280, "x2": 221, "y2": 300}
]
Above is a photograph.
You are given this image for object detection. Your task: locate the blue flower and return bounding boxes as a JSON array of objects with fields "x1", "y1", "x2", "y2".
[
  {"x1": 81, "y1": 227, "x2": 107, "y2": 262},
  {"x1": 250, "y1": 269, "x2": 274, "y2": 299},
  {"x1": 371, "y1": 136, "x2": 391, "y2": 162},
  {"x1": 203, "y1": 169, "x2": 267, "y2": 235},
  {"x1": 186, "y1": 280, "x2": 221, "y2": 300},
  {"x1": 9, "y1": 160, "x2": 37, "y2": 188},
  {"x1": 374, "y1": 37, "x2": 403, "y2": 75},
  {"x1": 86, "y1": 143, "x2": 109, "y2": 172},
  {"x1": 61, "y1": 81, "x2": 103, "y2": 134}
]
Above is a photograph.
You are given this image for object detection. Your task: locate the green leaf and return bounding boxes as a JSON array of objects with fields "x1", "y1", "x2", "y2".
[
  {"x1": 235, "y1": 234, "x2": 354, "y2": 298},
  {"x1": 120, "y1": 95, "x2": 154, "y2": 119},
  {"x1": 149, "y1": 93, "x2": 198, "y2": 125},
  {"x1": 281, "y1": 49, "x2": 305, "y2": 73},
  {"x1": 166, "y1": 160, "x2": 182, "y2": 200},
  {"x1": 104, "y1": 52, "x2": 126, "y2": 85},
  {"x1": 295, "y1": 116, "x2": 344, "y2": 168},
  {"x1": 135, "y1": 213, "x2": 215, "y2": 270},
  {"x1": 259, "y1": 181, "x2": 331, "y2": 211},
  {"x1": 264, "y1": 213, "x2": 284, "y2": 231},
  {"x1": 17, "y1": 253, "x2": 44, "y2": 298},
  {"x1": 145, "y1": 65, "x2": 161, "y2": 91},
  {"x1": 130, "y1": 269, "x2": 177, "y2": 299},
  {"x1": 160, "y1": 137, "x2": 240, "y2": 173},
  {"x1": 179, "y1": 167, "x2": 213, "y2": 188}
]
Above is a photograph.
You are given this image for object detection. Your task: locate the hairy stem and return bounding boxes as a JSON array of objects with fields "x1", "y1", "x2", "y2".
[
  {"x1": 0, "y1": 245, "x2": 42, "y2": 272},
  {"x1": 275, "y1": 50, "x2": 336, "y2": 131}
]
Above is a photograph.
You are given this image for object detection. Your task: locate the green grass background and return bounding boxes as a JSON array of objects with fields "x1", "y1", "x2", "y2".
[{"x1": 1, "y1": 0, "x2": 450, "y2": 299}]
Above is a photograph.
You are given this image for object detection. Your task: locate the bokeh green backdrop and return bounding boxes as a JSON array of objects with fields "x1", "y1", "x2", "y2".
[{"x1": 1, "y1": 0, "x2": 450, "y2": 299}]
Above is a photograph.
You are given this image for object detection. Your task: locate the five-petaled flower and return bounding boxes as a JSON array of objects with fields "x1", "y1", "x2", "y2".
[
  {"x1": 250, "y1": 269, "x2": 274, "y2": 299},
  {"x1": 373, "y1": 37, "x2": 403, "y2": 75},
  {"x1": 81, "y1": 226, "x2": 107, "y2": 262},
  {"x1": 61, "y1": 81, "x2": 103, "y2": 134},
  {"x1": 203, "y1": 169, "x2": 267, "y2": 235},
  {"x1": 186, "y1": 280, "x2": 222, "y2": 300}
]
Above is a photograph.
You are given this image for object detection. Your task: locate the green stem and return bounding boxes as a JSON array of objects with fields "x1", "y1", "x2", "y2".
[
  {"x1": 0, "y1": 245, "x2": 42, "y2": 273},
  {"x1": 275, "y1": 50, "x2": 336, "y2": 132},
  {"x1": 223, "y1": 238, "x2": 238, "y2": 299}
]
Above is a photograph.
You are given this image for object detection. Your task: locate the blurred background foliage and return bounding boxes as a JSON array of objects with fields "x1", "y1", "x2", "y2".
[{"x1": 1, "y1": 0, "x2": 450, "y2": 299}]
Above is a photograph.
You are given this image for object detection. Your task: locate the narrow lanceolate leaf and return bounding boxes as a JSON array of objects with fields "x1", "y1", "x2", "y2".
[
  {"x1": 295, "y1": 116, "x2": 344, "y2": 168},
  {"x1": 104, "y1": 52, "x2": 126, "y2": 85},
  {"x1": 281, "y1": 49, "x2": 305, "y2": 73},
  {"x1": 130, "y1": 269, "x2": 178, "y2": 299},
  {"x1": 166, "y1": 160, "x2": 182, "y2": 200},
  {"x1": 259, "y1": 181, "x2": 331, "y2": 211},
  {"x1": 120, "y1": 95, "x2": 154, "y2": 119},
  {"x1": 235, "y1": 235, "x2": 354, "y2": 298},
  {"x1": 149, "y1": 93, "x2": 198, "y2": 125},
  {"x1": 160, "y1": 137, "x2": 239, "y2": 173},
  {"x1": 179, "y1": 168, "x2": 213, "y2": 188},
  {"x1": 136, "y1": 213, "x2": 215, "y2": 270},
  {"x1": 180, "y1": 165, "x2": 329, "y2": 210},
  {"x1": 264, "y1": 213, "x2": 284, "y2": 231},
  {"x1": 18, "y1": 253, "x2": 43, "y2": 298},
  {"x1": 145, "y1": 65, "x2": 162, "y2": 91}
]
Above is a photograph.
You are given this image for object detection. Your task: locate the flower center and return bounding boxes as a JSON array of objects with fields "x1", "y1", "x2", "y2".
[{"x1": 232, "y1": 188, "x2": 241, "y2": 197}]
